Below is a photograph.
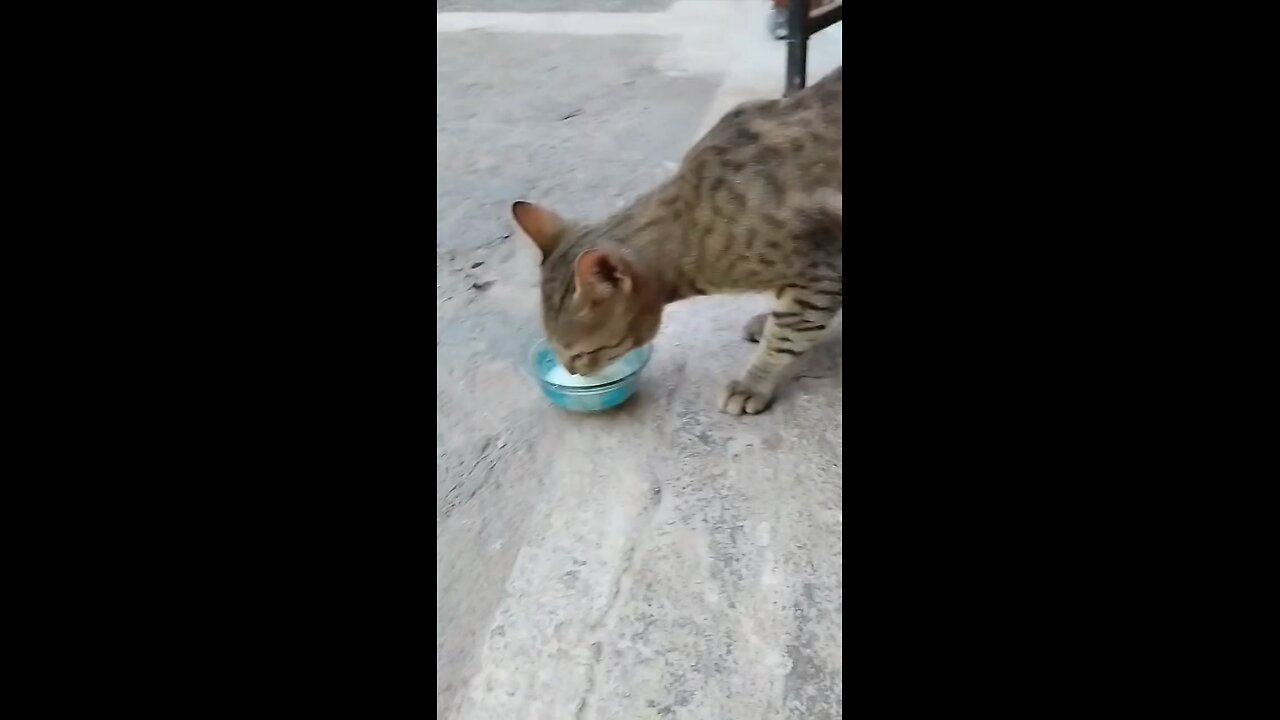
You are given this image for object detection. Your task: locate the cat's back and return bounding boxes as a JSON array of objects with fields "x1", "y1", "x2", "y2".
[{"x1": 683, "y1": 67, "x2": 842, "y2": 194}]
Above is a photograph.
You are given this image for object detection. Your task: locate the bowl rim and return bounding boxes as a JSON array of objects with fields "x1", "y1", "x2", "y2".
[{"x1": 527, "y1": 340, "x2": 652, "y2": 392}]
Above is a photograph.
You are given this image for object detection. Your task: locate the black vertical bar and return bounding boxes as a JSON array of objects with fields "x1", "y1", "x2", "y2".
[{"x1": 785, "y1": 1, "x2": 807, "y2": 95}]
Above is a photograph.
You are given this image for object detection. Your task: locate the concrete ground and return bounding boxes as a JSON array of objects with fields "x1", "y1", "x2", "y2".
[{"x1": 436, "y1": 2, "x2": 842, "y2": 718}]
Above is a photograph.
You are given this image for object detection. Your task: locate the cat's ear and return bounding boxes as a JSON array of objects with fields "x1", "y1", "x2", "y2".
[
  {"x1": 573, "y1": 248, "x2": 632, "y2": 299},
  {"x1": 511, "y1": 201, "x2": 566, "y2": 260}
]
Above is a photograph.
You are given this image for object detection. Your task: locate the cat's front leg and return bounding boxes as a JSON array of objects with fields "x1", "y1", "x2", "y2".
[{"x1": 720, "y1": 287, "x2": 839, "y2": 415}]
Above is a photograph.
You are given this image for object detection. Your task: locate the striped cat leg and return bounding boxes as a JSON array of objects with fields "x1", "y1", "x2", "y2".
[{"x1": 720, "y1": 287, "x2": 839, "y2": 415}]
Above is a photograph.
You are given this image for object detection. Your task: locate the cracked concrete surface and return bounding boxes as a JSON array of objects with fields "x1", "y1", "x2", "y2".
[{"x1": 437, "y1": 2, "x2": 842, "y2": 718}]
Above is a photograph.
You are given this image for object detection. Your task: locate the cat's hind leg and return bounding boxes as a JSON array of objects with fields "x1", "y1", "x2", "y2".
[{"x1": 720, "y1": 285, "x2": 840, "y2": 415}]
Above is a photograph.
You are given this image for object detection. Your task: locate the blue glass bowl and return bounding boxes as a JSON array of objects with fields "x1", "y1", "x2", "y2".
[{"x1": 528, "y1": 340, "x2": 653, "y2": 413}]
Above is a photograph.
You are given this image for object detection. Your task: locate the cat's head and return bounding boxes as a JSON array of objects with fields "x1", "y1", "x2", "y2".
[{"x1": 512, "y1": 201, "x2": 663, "y2": 375}]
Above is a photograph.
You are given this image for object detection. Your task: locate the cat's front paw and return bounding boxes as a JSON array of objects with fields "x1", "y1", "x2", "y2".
[{"x1": 719, "y1": 379, "x2": 775, "y2": 415}]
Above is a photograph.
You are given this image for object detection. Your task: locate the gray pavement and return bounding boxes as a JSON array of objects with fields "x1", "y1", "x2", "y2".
[{"x1": 438, "y1": 0, "x2": 675, "y2": 11}]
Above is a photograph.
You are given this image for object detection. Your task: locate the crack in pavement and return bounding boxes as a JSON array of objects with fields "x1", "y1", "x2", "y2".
[{"x1": 577, "y1": 474, "x2": 664, "y2": 718}]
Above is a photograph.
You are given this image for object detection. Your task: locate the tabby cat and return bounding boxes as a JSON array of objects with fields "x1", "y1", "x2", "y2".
[{"x1": 512, "y1": 67, "x2": 842, "y2": 415}]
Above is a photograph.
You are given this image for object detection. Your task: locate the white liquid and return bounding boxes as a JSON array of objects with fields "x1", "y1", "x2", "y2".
[{"x1": 544, "y1": 362, "x2": 630, "y2": 387}]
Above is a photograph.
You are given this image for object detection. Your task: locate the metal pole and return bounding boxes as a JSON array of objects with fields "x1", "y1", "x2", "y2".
[{"x1": 785, "y1": 1, "x2": 807, "y2": 95}]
